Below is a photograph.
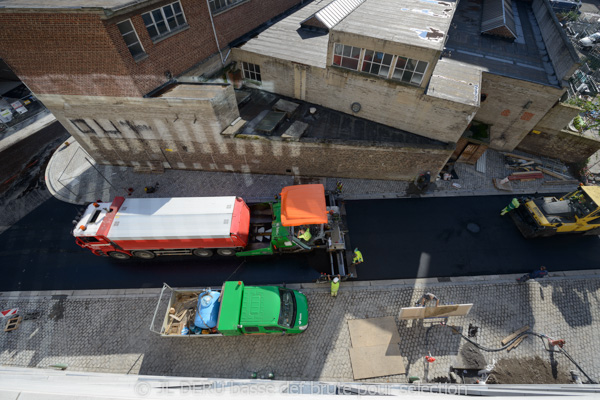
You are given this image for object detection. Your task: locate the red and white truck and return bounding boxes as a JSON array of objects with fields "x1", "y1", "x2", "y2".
[
  {"x1": 73, "y1": 195, "x2": 251, "y2": 259},
  {"x1": 72, "y1": 185, "x2": 351, "y2": 276}
]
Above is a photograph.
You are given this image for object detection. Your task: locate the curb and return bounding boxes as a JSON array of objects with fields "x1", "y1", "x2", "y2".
[{"x1": 2, "y1": 269, "x2": 599, "y2": 300}]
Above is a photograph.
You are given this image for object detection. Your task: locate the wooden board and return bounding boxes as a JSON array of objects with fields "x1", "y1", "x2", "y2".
[
  {"x1": 349, "y1": 344, "x2": 406, "y2": 379},
  {"x1": 501, "y1": 325, "x2": 529, "y2": 345},
  {"x1": 507, "y1": 335, "x2": 527, "y2": 352},
  {"x1": 399, "y1": 304, "x2": 473, "y2": 320},
  {"x1": 347, "y1": 317, "x2": 401, "y2": 349}
]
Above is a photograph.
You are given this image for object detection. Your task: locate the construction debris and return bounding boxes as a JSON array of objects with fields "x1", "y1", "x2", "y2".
[
  {"x1": 4, "y1": 315, "x2": 22, "y2": 332},
  {"x1": 503, "y1": 154, "x2": 573, "y2": 182}
]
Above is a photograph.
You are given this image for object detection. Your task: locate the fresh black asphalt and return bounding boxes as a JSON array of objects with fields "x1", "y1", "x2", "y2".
[{"x1": 2, "y1": 194, "x2": 600, "y2": 291}]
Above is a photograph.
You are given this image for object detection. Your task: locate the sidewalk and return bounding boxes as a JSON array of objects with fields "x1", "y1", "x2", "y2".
[
  {"x1": 45, "y1": 137, "x2": 578, "y2": 205},
  {"x1": 0, "y1": 271, "x2": 598, "y2": 384}
]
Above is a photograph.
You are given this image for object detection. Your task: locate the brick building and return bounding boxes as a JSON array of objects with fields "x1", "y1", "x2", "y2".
[{"x1": 0, "y1": 0, "x2": 591, "y2": 180}]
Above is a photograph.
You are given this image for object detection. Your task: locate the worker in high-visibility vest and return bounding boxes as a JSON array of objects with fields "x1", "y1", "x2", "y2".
[
  {"x1": 352, "y1": 248, "x2": 363, "y2": 265},
  {"x1": 500, "y1": 198, "x2": 520, "y2": 216},
  {"x1": 328, "y1": 274, "x2": 341, "y2": 297},
  {"x1": 297, "y1": 226, "x2": 312, "y2": 242}
]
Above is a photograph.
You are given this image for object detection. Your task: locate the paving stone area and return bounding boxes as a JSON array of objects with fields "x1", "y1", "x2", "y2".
[{"x1": 1, "y1": 277, "x2": 598, "y2": 383}]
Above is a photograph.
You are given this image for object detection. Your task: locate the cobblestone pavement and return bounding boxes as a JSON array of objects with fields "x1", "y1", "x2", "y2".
[
  {"x1": 46, "y1": 138, "x2": 575, "y2": 205},
  {"x1": 1, "y1": 275, "x2": 599, "y2": 383}
]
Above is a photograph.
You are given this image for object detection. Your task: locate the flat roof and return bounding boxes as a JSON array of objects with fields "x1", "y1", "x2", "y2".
[
  {"x1": 108, "y1": 197, "x2": 237, "y2": 240},
  {"x1": 334, "y1": 0, "x2": 457, "y2": 52},
  {"x1": 444, "y1": 0, "x2": 558, "y2": 86},
  {"x1": 157, "y1": 83, "x2": 229, "y2": 100},
  {"x1": 0, "y1": 0, "x2": 144, "y2": 10},
  {"x1": 427, "y1": 58, "x2": 481, "y2": 106},
  {"x1": 236, "y1": 0, "x2": 335, "y2": 68}
]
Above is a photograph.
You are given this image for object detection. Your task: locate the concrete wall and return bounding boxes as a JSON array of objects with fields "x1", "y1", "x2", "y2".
[
  {"x1": 517, "y1": 129, "x2": 600, "y2": 164},
  {"x1": 233, "y1": 49, "x2": 477, "y2": 145},
  {"x1": 38, "y1": 84, "x2": 452, "y2": 180},
  {"x1": 474, "y1": 72, "x2": 566, "y2": 150},
  {"x1": 516, "y1": 101, "x2": 600, "y2": 163},
  {"x1": 533, "y1": 0, "x2": 580, "y2": 81}
]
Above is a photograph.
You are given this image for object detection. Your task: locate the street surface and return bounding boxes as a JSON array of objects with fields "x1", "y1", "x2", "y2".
[
  {"x1": 3, "y1": 193, "x2": 600, "y2": 291},
  {"x1": 1, "y1": 276, "x2": 598, "y2": 385}
]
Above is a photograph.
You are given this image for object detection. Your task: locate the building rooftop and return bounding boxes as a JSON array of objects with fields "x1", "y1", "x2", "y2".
[
  {"x1": 0, "y1": 0, "x2": 143, "y2": 10},
  {"x1": 444, "y1": 0, "x2": 558, "y2": 86},
  {"x1": 236, "y1": 0, "x2": 335, "y2": 68},
  {"x1": 234, "y1": 89, "x2": 448, "y2": 148},
  {"x1": 427, "y1": 58, "x2": 481, "y2": 106},
  {"x1": 334, "y1": 0, "x2": 457, "y2": 52}
]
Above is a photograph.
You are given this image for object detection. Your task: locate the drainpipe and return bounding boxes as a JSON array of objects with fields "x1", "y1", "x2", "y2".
[{"x1": 206, "y1": 0, "x2": 225, "y2": 65}]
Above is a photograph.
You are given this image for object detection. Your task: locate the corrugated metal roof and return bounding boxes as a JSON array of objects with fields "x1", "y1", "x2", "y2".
[
  {"x1": 481, "y1": 0, "x2": 517, "y2": 39},
  {"x1": 301, "y1": 0, "x2": 365, "y2": 30}
]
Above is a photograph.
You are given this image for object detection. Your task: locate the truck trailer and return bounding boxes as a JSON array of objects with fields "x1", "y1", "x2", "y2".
[
  {"x1": 73, "y1": 184, "x2": 350, "y2": 275},
  {"x1": 151, "y1": 281, "x2": 309, "y2": 336}
]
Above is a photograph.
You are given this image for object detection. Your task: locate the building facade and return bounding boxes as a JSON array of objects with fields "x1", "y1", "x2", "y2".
[{"x1": 0, "y1": 0, "x2": 584, "y2": 180}]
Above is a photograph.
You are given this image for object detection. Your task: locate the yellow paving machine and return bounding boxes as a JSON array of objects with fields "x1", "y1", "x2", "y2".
[{"x1": 504, "y1": 185, "x2": 600, "y2": 238}]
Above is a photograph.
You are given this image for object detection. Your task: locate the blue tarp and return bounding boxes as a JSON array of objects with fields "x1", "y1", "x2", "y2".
[{"x1": 194, "y1": 290, "x2": 221, "y2": 329}]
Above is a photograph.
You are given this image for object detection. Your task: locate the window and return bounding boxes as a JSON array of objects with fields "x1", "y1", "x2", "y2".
[
  {"x1": 264, "y1": 326, "x2": 285, "y2": 332},
  {"x1": 392, "y1": 57, "x2": 428, "y2": 85},
  {"x1": 244, "y1": 326, "x2": 259, "y2": 333},
  {"x1": 209, "y1": 0, "x2": 245, "y2": 13},
  {"x1": 142, "y1": 1, "x2": 187, "y2": 41},
  {"x1": 117, "y1": 20, "x2": 145, "y2": 59},
  {"x1": 362, "y1": 50, "x2": 393, "y2": 78},
  {"x1": 332, "y1": 43, "x2": 361, "y2": 71},
  {"x1": 278, "y1": 289, "x2": 296, "y2": 329},
  {"x1": 242, "y1": 62, "x2": 261, "y2": 82}
]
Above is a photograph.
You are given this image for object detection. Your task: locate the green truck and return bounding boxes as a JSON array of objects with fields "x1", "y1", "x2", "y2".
[{"x1": 151, "y1": 281, "x2": 309, "y2": 336}]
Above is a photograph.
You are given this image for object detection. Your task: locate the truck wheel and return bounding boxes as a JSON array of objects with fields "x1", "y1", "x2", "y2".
[
  {"x1": 217, "y1": 248, "x2": 236, "y2": 256},
  {"x1": 193, "y1": 249, "x2": 213, "y2": 257},
  {"x1": 133, "y1": 250, "x2": 155, "y2": 259},
  {"x1": 108, "y1": 251, "x2": 131, "y2": 260}
]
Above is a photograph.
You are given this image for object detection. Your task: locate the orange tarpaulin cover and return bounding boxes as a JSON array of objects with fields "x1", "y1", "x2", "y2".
[{"x1": 280, "y1": 184, "x2": 328, "y2": 226}]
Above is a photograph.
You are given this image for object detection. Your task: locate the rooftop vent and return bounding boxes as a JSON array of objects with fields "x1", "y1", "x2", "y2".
[
  {"x1": 481, "y1": 0, "x2": 517, "y2": 40},
  {"x1": 300, "y1": 0, "x2": 365, "y2": 32}
]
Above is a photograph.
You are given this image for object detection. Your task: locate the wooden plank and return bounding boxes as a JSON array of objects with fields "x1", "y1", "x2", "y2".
[
  {"x1": 349, "y1": 344, "x2": 406, "y2": 379},
  {"x1": 348, "y1": 317, "x2": 401, "y2": 348},
  {"x1": 501, "y1": 325, "x2": 529, "y2": 345},
  {"x1": 507, "y1": 335, "x2": 527, "y2": 352},
  {"x1": 508, "y1": 173, "x2": 543, "y2": 181},
  {"x1": 504, "y1": 153, "x2": 542, "y2": 163},
  {"x1": 4, "y1": 316, "x2": 22, "y2": 332},
  {"x1": 399, "y1": 304, "x2": 473, "y2": 319},
  {"x1": 535, "y1": 167, "x2": 570, "y2": 180}
]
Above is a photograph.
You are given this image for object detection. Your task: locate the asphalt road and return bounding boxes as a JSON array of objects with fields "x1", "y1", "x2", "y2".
[
  {"x1": 345, "y1": 197, "x2": 600, "y2": 280},
  {"x1": 3, "y1": 192, "x2": 600, "y2": 291}
]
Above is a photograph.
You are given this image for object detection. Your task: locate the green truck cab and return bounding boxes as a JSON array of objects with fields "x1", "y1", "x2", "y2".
[{"x1": 151, "y1": 281, "x2": 308, "y2": 337}]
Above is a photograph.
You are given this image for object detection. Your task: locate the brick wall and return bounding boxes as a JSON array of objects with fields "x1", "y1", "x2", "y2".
[
  {"x1": 0, "y1": 0, "x2": 302, "y2": 98},
  {"x1": 213, "y1": 0, "x2": 302, "y2": 45},
  {"x1": 104, "y1": 0, "x2": 219, "y2": 95},
  {"x1": 0, "y1": 13, "x2": 141, "y2": 97}
]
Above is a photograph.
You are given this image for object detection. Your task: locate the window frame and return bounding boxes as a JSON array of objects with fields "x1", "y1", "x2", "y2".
[
  {"x1": 361, "y1": 49, "x2": 394, "y2": 78},
  {"x1": 116, "y1": 19, "x2": 146, "y2": 60},
  {"x1": 392, "y1": 56, "x2": 429, "y2": 86},
  {"x1": 332, "y1": 43, "x2": 362, "y2": 71},
  {"x1": 208, "y1": 0, "x2": 245, "y2": 14},
  {"x1": 142, "y1": 1, "x2": 187, "y2": 42},
  {"x1": 242, "y1": 62, "x2": 262, "y2": 82}
]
